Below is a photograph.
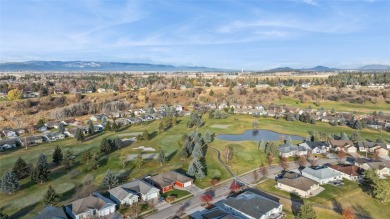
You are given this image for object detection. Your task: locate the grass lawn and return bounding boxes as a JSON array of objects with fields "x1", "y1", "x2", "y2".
[
  {"x1": 161, "y1": 189, "x2": 191, "y2": 199},
  {"x1": 277, "y1": 97, "x2": 390, "y2": 114},
  {"x1": 0, "y1": 114, "x2": 389, "y2": 218},
  {"x1": 257, "y1": 179, "x2": 390, "y2": 219}
]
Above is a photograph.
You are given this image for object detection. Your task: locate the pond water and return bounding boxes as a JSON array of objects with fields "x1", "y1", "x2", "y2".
[{"x1": 217, "y1": 129, "x2": 304, "y2": 142}]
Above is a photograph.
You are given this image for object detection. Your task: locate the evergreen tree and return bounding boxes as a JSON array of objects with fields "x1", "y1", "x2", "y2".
[
  {"x1": 354, "y1": 120, "x2": 363, "y2": 130},
  {"x1": 187, "y1": 160, "x2": 197, "y2": 176},
  {"x1": 101, "y1": 116, "x2": 108, "y2": 126},
  {"x1": 74, "y1": 128, "x2": 84, "y2": 142},
  {"x1": 1, "y1": 171, "x2": 19, "y2": 195},
  {"x1": 191, "y1": 142, "x2": 204, "y2": 158},
  {"x1": 297, "y1": 203, "x2": 317, "y2": 219},
  {"x1": 57, "y1": 123, "x2": 65, "y2": 134},
  {"x1": 350, "y1": 131, "x2": 360, "y2": 141},
  {"x1": 142, "y1": 130, "x2": 149, "y2": 141},
  {"x1": 0, "y1": 212, "x2": 9, "y2": 219},
  {"x1": 113, "y1": 138, "x2": 124, "y2": 149},
  {"x1": 81, "y1": 150, "x2": 92, "y2": 165},
  {"x1": 340, "y1": 132, "x2": 349, "y2": 140},
  {"x1": 258, "y1": 139, "x2": 266, "y2": 151},
  {"x1": 12, "y1": 157, "x2": 30, "y2": 179},
  {"x1": 84, "y1": 153, "x2": 99, "y2": 171},
  {"x1": 189, "y1": 129, "x2": 198, "y2": 139},
  {"x1": 100, "y1": 138, "x2": 112, "y2": 154},
  {"x1": 31, "y1": 154, "x2": 50, "y2": 184},
  {"x1": 135, "y1": 154, "x2": 144, "y2": 169},
  {"x1": 87, "y1": 120, "x2": 95, "y2": 135},
  {"x1": 179, "y1": 147, "x2": 189, "y2": 159},
  {"x1": 43, "y1": 185, "x2": 59, "y2": 205},
  {"x1": 157, "y1": 150, "x2": 167, "y2": 165},
  {"x1": 373, "y1": 179, "x2": 390, "y2": 203},
  {"x1": 101, "y1": 170, "x2": 119, "y2": 189},
  {"x1": 265, "y1": 142, "x2": 279, "y2": 157},
  {"x1": 184, "y1": 138, "x2": 193, "y2": 154},
  {"x1": 285, "y1": 136, "x2": 293, "y2": 146},
  {"x1": 52, "y1": 145, "x2": 63, "y2": 165},
  {"x1": 209, "y1": 89, "x2": 214, "y2": 96},
  {"x1": 376, "y1": 138, "x2": 384, "y2": 143},
  {"x1": 194, "y1": 159, "x2": 206, "y2": 179},
  {"x1": 63, "y1": 150, "x2": 75, "y2": 169},
  {"x1": 105, "y1": 121, "x2": 111, "y2": 131},
  {"x1": 111, "y1": 122, "x2": 119, "y2": 132},
  {"x1": 305, "y1": 135, "x2": 312, "y2": 142},
  {"x1": 203, "y1": 130, "x2": 213, "y2": 143}
]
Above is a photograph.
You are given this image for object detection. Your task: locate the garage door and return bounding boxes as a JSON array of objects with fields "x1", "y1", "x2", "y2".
[{"x1": 184, "y1": 181, "x2": 192, "y2": 187}]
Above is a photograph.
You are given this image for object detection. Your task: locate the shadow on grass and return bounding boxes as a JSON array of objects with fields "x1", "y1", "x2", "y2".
[
  {"x1": 84, "y1": 132, "x2": 105, "y2": 141},
  {"x1": 118, "y1": 165, "x2": 136, "y2": 182},
  {"x1": 330, "y1": 198, "x2": 342, "y2": 214},
  {"x1": 167, "y1": 150, "x2": 178, "y2": 161},
  {"x1": 10, "y1": 202, "x2": 39, "y2": 219},
  {"x1": 149, "y1": 131, "x2": 158, "y2": 140},
  {"x1": 352, "y1": 203, "x2": 373, "y2": 219},
  {"x1": 291, "y1": 194, "x2": 304, "y2": 216}
]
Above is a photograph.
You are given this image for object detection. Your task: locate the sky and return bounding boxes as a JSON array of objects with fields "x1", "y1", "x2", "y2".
[{"x1": 1, "y1": 0, "x2": 390, "y2": 70}]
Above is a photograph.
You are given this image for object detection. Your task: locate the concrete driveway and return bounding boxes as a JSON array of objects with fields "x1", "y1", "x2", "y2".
[{"x1": 183, "y1": 185, "x2": 203, "y2": 195}]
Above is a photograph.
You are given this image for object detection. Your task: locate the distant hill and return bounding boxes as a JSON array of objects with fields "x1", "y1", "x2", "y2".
[
  {"x1": 301, "y1": 66, "x2": 339, "y2": 71},
  {"x1": 358, "y1": 64, "x2": 390, "y2": 71},
  {"x1": 0, "y1": 61, "x2": 227, "y2": 72}
]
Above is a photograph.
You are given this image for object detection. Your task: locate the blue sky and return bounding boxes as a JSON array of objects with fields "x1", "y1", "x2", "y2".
[{"x1": 1, "y1": 0, "x2": 389, "y2": 70}]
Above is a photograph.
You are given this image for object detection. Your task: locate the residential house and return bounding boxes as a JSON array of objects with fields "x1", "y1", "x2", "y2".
[
  {"x1": 356, "y1": 160, "x2": 390, "y2": 178},
  {"x1": 65, "y1": 192, "x2": 116, "y2": 219},
  {"x1": 279, "y1": 144, "x2": 308, "y2": 157},
  {"x1": 108, "y1": 185, "x2": 139, "y2": 206},
  {"x1": 93, "y1": 124, "x2": 104, "y2": 132},
  {"x1": 329, "y1": 140, "x2": 356, "y2": 153},
  {"x1": 109, "y1": 180, "x2": 159, "y2": 203},
  {"x1": 45, "y1": 132, "x2": 66, "y2": 141},
  {"x1": 23, "y1": 135, "x2": 45, "y2": 146},
  {"x1": 299, "y1": 141, "x2": 330, "y2": 154},
  {"x1": 0, "y1": 138, "x2": 21, "y2": 151},
  {"x1": 301, "y1": 166, "x2": 342, "y2": 185},
  {"x1": 276, "y1": 172, "x2": 321, "y2": 198},
  {"x1": 34, "y1": 125, "x2": 48, "y2": 133},
  {"x1": 356, "y1": 141, "x2": 387, "y2": 153},
  {"x1": 328, "y1": 164, "x2": 363, "y2": 181},
  {"x1": 90, "y1": 114, "x2": 106, "y2": 122},
  {"x1": 63, "y1": 119, "x2": 82, "y2": 127},
  {"x1": 223, "y1": 191, "x2": 283, "y2": 219},
  {"x1": 31, "y1": 206, "x2": 67, "y2": 219},
  {"x1": 145, "y1": 171, "x2": 193, "y2": 193},
  {"x1": 2, "y1": 129, "x2": 18, "y2": 138}
]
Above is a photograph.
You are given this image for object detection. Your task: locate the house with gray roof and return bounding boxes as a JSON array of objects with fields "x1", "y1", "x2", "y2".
[
  {"x1": 276, "y1": 172, "x2": 322, "y2": 198},
  {"x1": 279, "y1": 144, "x2": 308, "y2": 158},
  {"x1": 108, "y1": 180, "x2": 159, "y2": 204},
  {"x1": 65, "y1": 192, "x2": 116, "y2": 219},
  {"x1": 30, "y1": 206, "x2": 67, "y2": 219},
  {"x1": 301, "y1": 166, "x2": 342, "y2": 185},
  {"x1": 223, "y1": 191, "x2": 283, "y2": 219},
  {"x1": 357, "y1": 160, "x2": 390, "y2": 178},
  {"x1": 355, "y1": 141, "x2": 387, "y2": 153},
  {"x1": 299, "y1": 141, "x2": 330, "y2": 154}
]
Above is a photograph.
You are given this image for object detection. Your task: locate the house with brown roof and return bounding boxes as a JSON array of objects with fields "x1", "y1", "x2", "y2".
[
  {"x1": 329, "y1": 140, "x2": 356, "y2": 153},
  {"x1": 276, "y1": 172, "x2": 322, "y2": 198},
  {"x1": 145, "y1": 170, "x2": 193, "y2": 193},
  {"x1": 328, "y1": 164, "x2": 363, "y2": 181},
  {"x1": 65, "y1": 192, "x2": 116, "y2": 219}
]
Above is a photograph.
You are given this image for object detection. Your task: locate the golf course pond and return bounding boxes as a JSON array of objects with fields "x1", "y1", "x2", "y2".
[{"x1": 217, "y1": 129, "x2": 304, "y2": 142}]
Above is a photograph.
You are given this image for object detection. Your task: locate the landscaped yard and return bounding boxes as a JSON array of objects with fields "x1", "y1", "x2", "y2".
[
  {"x1": 0, "y1": 114, "x2": 389, "y2": 218},
  {"x1": 161, "y1": 189, "x2": 192, "y2": 199},
  {"x1": 257, "y1": 178, "x2": 390, "y2": 219}
]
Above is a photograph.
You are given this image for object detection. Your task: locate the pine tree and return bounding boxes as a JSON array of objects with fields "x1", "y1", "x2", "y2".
[
  {"x1": 297, "y1": 203, "x2": 317, "y2": 219},
  {"x1": 84, "y1": 153, "x2": 99, "y2": 171},
  {"x1": 43, "y1": 185, "x2": 59, "y2": 205},
  {"x1": 179, "y1": 147, "x2": 189, "y2": 159},
  {"x1": 87, "y1": 120, "x2": 95, "y2": 135},
  {"x1": 111, "y1": 122, "x2": 119, "y2": 132},
  {"x1": 354, "y1": 120, "x2": 363, "y2": 130},
  {"x1": 350, "y1": 131, "x2": 360, "y2": 141},
  {"x1": 12, "y1": 157, "x2": 30, "y2": 179},
  {"x1": 63, "y1": 150, "x2": 75, "y2": 169},
  {"x1": 157, "y1": 150, "x2": 167, "y2": 165},
  {"x1": 105, "y1": 121, "x2": 111, "y2": 131},
  {"x1": 285, "y1": 136, "x2": 293, "y2": 146},
  {"x1": 1, "y1": 171, "x2": 19, "y2": 195},
  {"x1": 100, "y1": 138, "x2": 112, "y2": 154},
  {"x1": 101, "y1": 170, "x2": 119, "y2": 189},
  {"x1": 52, "y1": 145, "x2": 63, "y2": 165},
  {"x1": 57, "y1": 123, "x2": 65, "y2": 134},
  {"x1": 0, "y1": 211, "x2": 9, "y2": 219},
  {"x1": 187, "y1": 160, "x2": 197, "y2": 176},
  {"x1": 101, "y1": 116, "x2": 108, "y2": 126},
  {"x1": 191, "y1": 142, "x2": 204, "y2": 158},
  {"x1": 184, "y1": 138, "x2": 193, "y2": 153},
  {"x1": 135, "y1": 154, "x2": 144, "y2": 169},
  {"x1": 340, "y1": 132, "x2": 349, "y2": 140},
  {"x1": 74, "y1": 128, "x2": 84, "y2": 142},
  {"x1": 203, "y1": 130, "x2": 213, "y2": 143},
  {"x1": 258, "y1": 139, "x2": 266, "y2": 151},
  {"x1": 194, "y1": 159, "x2": 206, "y2": 179},
  {"x1": 113, "y1": 138, "x2": 124, "y2": 149},
  {"x1": 31, "y1": 154, "x2": 50, "y2": 184}
]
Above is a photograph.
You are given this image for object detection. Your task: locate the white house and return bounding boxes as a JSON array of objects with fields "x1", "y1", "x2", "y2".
[
  {"x1": 276, "y1": 172, "x2": 322, "y2": 198},
  {"x1": 301, "y1": 166, "x2": 342, "y2": 185},
  {"x1": 109, "y1": 180, "x2": 160, "y2": 204},
  {"x1": 299, "y1": 141, "x2": 330, "y2": 154},
  {"x1": 65, "y1": 192, "x2": 116, "y2": 219},
  {"x1": 223, "y1": 191, "x2": 283, "y2": 219},
  {"x1": 328, "y1": 164, "x2": 363, "y2": 181}
]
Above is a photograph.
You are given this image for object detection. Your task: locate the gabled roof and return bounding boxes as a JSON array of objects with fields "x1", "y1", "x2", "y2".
[
  {"x1": 277, "y1": 172, "x2": 319, "y2": 191},
  {"x1": 149, "y1": 171, "x2": 193, "y2": 187},
  {"x1": 109, "y1": 180, "x2": 159, "y2": 198},
  {"x1": 223, "y1": 191, "x2": 281, "y2": 219},
  {"x1": 329, "y1": 140, "x2": 354, "y2": 148},
  {"x1": 367, "y1": 161, "x2": 390, "y2": 170},
  {"x1": 302, "y1": 166, "x2": 341, "y2": 180},
  {"x1": 356, "y1": 141, "x2": 386, "y2": 149},
  {"x1": 66, "y1": 193, "x2": 111, "y2": 215},
  {"x1": 328, "y1": 164, "x2": 363, "y2": 176},
  {"x1": 108, "y1": 186, "x2": 138, "y2": 201},
  {"x1": 300, "y1": 141, "x2": 329, "y2": 150}
]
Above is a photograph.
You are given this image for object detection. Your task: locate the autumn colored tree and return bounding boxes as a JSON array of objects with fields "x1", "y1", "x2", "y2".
[
  {"x1": 229, "y1": 180, "x2": 241, "y2": 193},
  {"x1": 224, "y1": 145, "x2": 234, "y2": 165},
  {"x1": 342, "y1": 208, "x2": 355, "y2": 219},
  {"x1": 267, "y1": 154, "x2": 275, "y2": 166},
  {"x1": 296, "y1": 156, "x2": 307, "y2": 167},
  {"x1": 210, "y1": 178, "x2": 219, "y2": 188},
  {"x1": 7, "y1": 89, "x2": 23, "y2": 100},
  {"x1": 337, "y1": 150, "x2": 347, "y2": 164},
  {"x1": 200, "y1": 193, "x2": 213, "y2": 207},
  {"x1": 279, "y1": 157, "x2": 289, "y2": 171}
]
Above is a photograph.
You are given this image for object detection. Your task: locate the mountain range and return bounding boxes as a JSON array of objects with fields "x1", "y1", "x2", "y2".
[{"x1": 0, "y1": 61, "x2": 389, "y2": 72}]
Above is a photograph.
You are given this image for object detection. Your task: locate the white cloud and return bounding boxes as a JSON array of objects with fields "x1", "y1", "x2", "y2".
[{"x1": 301, "y1": 0, "x2": 318, "y2": 6}]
